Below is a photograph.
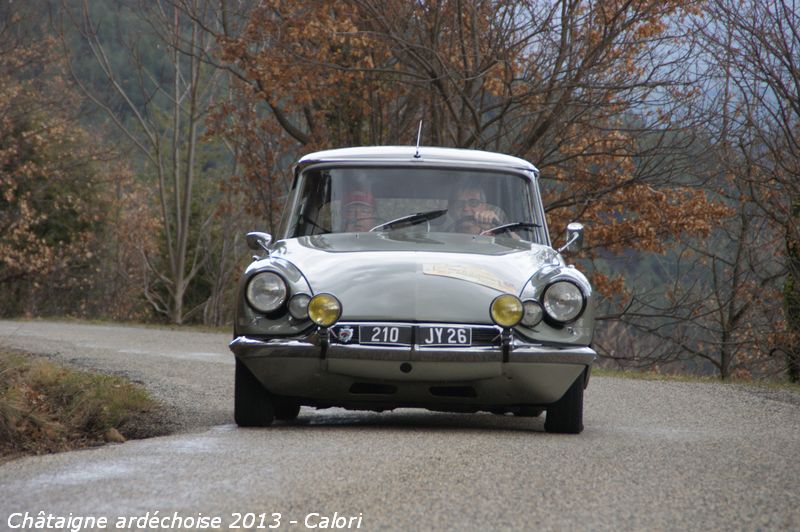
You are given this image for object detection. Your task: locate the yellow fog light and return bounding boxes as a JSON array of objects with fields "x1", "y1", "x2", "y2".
[
  {"x1": 308, "y1": 293, "x2": 342, "y2": 327},
  {"x1": 490, "y1": 294, "x2": 523, "y2": 328}
]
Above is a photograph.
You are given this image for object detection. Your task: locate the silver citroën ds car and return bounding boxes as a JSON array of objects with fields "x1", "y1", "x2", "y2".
[{"x1": 230, "y1": 147, "x2": 596, "y2": 433}]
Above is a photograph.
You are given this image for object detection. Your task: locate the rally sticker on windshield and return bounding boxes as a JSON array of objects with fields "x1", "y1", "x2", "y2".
[{"x1": 422, "y1": 263, "x2": 515, "y2": 293}]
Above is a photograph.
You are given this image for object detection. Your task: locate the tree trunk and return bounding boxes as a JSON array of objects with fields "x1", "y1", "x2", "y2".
[{"x1": 785, "y1": 196, "x2": 800, "y2": 382}]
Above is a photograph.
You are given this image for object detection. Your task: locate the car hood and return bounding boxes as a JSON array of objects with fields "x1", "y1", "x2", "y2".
[{"x1": 270, "y1": 232, "x2": 560, "y2": 323}]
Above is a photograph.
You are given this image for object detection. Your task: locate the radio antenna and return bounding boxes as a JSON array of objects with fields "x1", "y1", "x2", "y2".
[{"x1": 414, "y1": 121, "x2": 423, "y2": 159}]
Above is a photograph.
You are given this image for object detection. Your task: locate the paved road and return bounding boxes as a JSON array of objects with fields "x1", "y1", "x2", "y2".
[{"x1": 0, "y1": 320, "x2": 798, "y2": 531}]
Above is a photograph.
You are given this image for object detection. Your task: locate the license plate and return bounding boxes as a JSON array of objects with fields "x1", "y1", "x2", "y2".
[
  {"x1": 418, "y1": 326, "x2": 472, "y2": 346},
  {"x1": 359, "y1": 325, "x2": 413, "y2": 346}
]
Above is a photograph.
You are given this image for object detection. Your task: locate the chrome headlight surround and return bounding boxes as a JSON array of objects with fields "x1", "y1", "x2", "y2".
[
  {"x1": 542, "y1": 280, "x2": 586, "y2": 324},
  {"x1": 245, "y1": 271, "x2": 288, "y2": 314}
]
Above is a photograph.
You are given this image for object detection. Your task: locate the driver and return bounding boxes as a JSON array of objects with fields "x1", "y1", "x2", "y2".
[
  {"x1": 342, "y1": 190, "x2": 378, "y2": 232},
  {"x1": 450, "y1": 187, "x2": 502, "y2": 234}
]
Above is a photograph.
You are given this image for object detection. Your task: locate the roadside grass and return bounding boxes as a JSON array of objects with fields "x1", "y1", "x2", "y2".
[
  {"x1": 593, "y1": 366, "x2": 800, "y2": 394},
  {"x1": 0, "y1": 349, "x2": 159, "y2": 462}
]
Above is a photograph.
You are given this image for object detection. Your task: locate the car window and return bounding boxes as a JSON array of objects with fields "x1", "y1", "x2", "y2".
[{"x1": 288, "y1": 166, "x2": 538, "y2": 241}]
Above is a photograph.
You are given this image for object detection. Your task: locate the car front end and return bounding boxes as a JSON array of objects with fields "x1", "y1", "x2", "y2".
[{"x1": 230, "y1": 147, "x2": 596, "y2": 433}]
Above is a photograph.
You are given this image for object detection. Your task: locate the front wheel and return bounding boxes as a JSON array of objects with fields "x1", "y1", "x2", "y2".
[
  {"x1": 273, "y1": 399, "x2": 301, "y2": 421},
  {"x1": 234, "y1": 358, "x2": 275, "y2": 427},
  {"x1": 544, "y1": 369, "x2": 586, "y2": 434},
  {"x1": 514, "y1": 406, "x2": 543, "y2": 417}
]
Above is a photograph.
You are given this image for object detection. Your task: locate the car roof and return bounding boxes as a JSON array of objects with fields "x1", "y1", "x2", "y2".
[{"x1": 296, "y1": 146, "x2": 539, "y2": 174}]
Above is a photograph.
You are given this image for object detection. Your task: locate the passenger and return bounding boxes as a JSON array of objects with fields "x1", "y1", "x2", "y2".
[
  {"x1": 450, "y1": 187, "x2": 502, "y2": 234},
  {"x1": 342, "y1": 190, "x2": 378, "y2": 232}
]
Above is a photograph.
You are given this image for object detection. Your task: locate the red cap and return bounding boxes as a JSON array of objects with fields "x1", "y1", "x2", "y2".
[{"x1": 344, "y1": 190, "x2": 374, "y2": 207}]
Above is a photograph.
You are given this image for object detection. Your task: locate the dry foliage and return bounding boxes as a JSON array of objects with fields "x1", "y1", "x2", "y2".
[
  {"x1": 1, "y1": 0, "x2": 795, "y2": 380},
  {"x1": 692, "y1": 0, "x2": 800, "y2": 379},
  {"x1": 0, "y1": 34, "x2": 98, "y2": 292},
  {"x1": 0, "y1": 350, "x2": 157, "y2": 460},
  {"x1": 0, "y1": 11, "x2": 156, "y2": 320},
  {"x1": 210, "y1": 0, "x2": 728, "y2": 296}
]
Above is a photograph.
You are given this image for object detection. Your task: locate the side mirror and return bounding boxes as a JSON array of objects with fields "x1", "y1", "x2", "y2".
[
  {"x1": 557, "y1": 222, "x2": 584, "y2": 253},
  {"x1": 246, "y1": 232, "x2": 272, "y2": 254}
]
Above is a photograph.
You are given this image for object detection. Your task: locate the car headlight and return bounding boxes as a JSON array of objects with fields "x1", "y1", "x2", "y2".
[
  {"x1": 521, "y1": 299, "x2": 544, "y2": 327},
  {"x1": 542, "y1": 281, "x2": 585, "y2": 323},
  {"x1": 308, "y1": 293, "x2": 342, "y2": 327},
  {"x1": 490, "y1": 294, "x2": 523, "y2": 328},
  {"x1": 288, "y1": 293, "x2": 311, "y2": 320},
  {"x1": 246, "y1": 272, "x2": 288, "y2": 313}
]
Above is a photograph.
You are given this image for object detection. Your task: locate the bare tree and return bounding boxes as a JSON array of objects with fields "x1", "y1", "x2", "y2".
[
  {"x1": 212, "y1": 0, "x2": 731, "y2": 374},
  {"x1": 604, "y1": 173, "x2": 786, "y2": 379},
  {"x1": 212, "y1": 0, "x2": 727, "y2": 254},
  {"x1": 699, "y1": 0, "x2": 800, "y2": 380},
  {"x1": 60, "y1": 0, "x2": 230, "y2": 324}
]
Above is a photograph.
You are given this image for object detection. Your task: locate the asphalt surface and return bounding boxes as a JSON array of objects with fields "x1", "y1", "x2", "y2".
[{"x1": 0, "y1": 319, "x2": 798, "y2": 531}]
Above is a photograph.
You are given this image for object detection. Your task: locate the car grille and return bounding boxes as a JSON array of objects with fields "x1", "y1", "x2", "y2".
[{"x1": 471, "y1": 328, "x2": 502, "y2": 345}]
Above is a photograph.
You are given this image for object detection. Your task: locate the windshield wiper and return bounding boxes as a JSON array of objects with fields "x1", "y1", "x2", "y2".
[
  {"x1": 370, "y1": 209, "x2": 448, "y2": 232},
  {"x1": 480, "y1": 221, "x2": 541, "y2": 236},
  {"x1": 301, "y1": 214, "x2": 330, "y2": 234}
]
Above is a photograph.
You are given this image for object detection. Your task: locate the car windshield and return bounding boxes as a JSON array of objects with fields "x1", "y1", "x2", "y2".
[{"x1": 287, "y1": 166, "x2": 540, "y2": 241}]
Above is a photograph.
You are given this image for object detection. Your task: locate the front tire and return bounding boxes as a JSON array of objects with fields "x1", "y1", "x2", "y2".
[
  {"x1": 544, "y1": 369, "x2": 586, "y2": 434},
  {"x1": 234, "y1": 358, "x2": 275, "y2": 427},
  {"x1": 273, "y1": 399, "x2": 301, "y2": 421},
  {"x1": 514, "y1": 406, "x2": 544, "y2": 417}
]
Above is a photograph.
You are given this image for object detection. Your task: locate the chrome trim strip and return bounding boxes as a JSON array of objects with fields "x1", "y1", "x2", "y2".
[
  {"x1": 230, "y1": 335, "x2": 596, "y2": 365},
  {"x1": 335, "y1": 321, "x2": 501, "y2": 330}
]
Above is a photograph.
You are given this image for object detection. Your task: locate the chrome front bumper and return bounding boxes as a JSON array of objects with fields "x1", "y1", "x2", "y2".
[
  {"x1": 230, "y1": 326, "x2": 596, "y2": 407},
  {"x1": 230, "y1": 334, "x2": 596, "y2": 365}
]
